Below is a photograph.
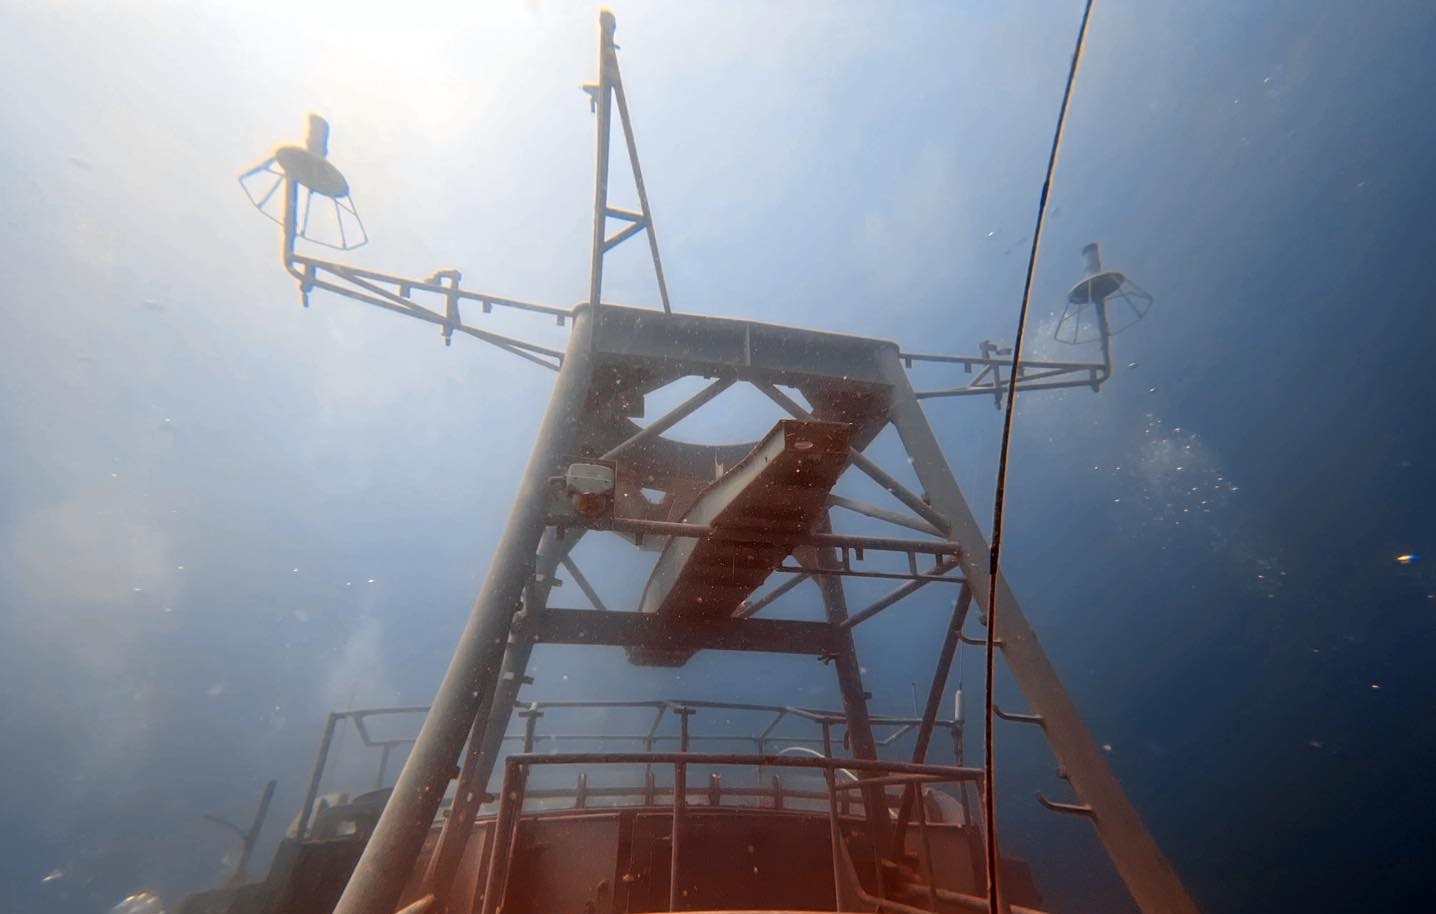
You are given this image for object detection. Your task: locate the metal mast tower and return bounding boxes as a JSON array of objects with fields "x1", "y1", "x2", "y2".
[{"x1": 241, "y1": 11, "x2": 1189, "y2": 914}]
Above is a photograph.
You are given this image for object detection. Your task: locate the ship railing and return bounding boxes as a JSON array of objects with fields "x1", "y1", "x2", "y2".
[
  {"x1": 295, "y1": 698, "x2": 964, "y2": 840},
  {"x1": 477, "y1": 751, "x2": 1003, "y2": 914}
]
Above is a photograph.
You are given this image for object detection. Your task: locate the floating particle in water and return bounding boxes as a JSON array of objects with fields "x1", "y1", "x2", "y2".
[
  {"x1": 207, "y1": 682, "x2": 226, "y2": 697},
  {"x1": 1308, "y1": 740, "x2": 1324, "y2": 750},
  {"x1": 1102, "y1": 743, "x2": 1113, "y2": 752},
  {"x1": 367, "y1": 578, "x2": 375, "y2": 584},
  {"x1": 291, "y1": 567, "x2": 299, "y2": 574},
  {"x1": 1396, "y1": 553, "x2": 1419, "y2": 566},
  {"x1": 1370, "y1": 684, "x2": 1381, "y2": 690},
  {"x1": 42, "y1": 867, "x2": 64, "y2": 883},
  {"x1": 1127, "y1": 361, "x2": 1139, "y2": 369}
]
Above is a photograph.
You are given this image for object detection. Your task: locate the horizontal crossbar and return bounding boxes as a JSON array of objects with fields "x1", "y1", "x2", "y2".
[{"x1": 529, "y1": 608, "x2": 844, "y2": 656}]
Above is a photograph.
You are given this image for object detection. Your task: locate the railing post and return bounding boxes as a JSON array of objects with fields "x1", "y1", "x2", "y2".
[
  {"x1": 478, "y1": 761, "x2": 527, "y2": 914},
  {"x1": 519, "y1": 705, "x2": 544, "y2": 753},
  {"x1": 374, "y1": 742, "x2": 393, "y2": 791},
  {"x1": 820, "y1": 756, "x2": 845, "y2": 913},
  {"x1": 913, "y1": 784, "x2": 940, "y2": 912},
  {"x1": 295, "y1": 712, "x2": 339, "y2": 840},
  {"x1": 669, "y1": 706, "x2": 694, "y2": 911}
]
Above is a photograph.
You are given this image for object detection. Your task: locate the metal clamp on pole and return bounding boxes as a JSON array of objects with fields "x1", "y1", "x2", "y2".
[
  {"x1": 1037, "y1": 792, "x2": 1096, "y2": 819},
  {"x1": 993, "y1": 706, "x2": 1045, "y2": 726}
]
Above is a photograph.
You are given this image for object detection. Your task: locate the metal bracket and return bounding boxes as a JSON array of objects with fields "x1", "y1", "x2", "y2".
[
  {"x1": 1037, "y1": 792, "x2": 1096, "y2": 819},
  {"x1": 993, "y1": 706, "x2": 1045, "y2": 726}
]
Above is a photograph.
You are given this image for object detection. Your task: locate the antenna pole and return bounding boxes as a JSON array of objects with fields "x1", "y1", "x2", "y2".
[
  {"x1": 612, "y1": 63, "x2": 673, "y2": 314},
  {"x1": 584, "y1": 9, "x2": 674, "y2": 316},
  {"x1": 585, "y1": 11, "x2": 618, "y2": 316}
]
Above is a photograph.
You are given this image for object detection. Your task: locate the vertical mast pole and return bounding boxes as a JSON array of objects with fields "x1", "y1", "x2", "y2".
[
  {"x1": 330, "y1": 311, "x2": 594, "y2": 914},
  {"x1": 586, "y1": 10, "x2": 618, "y2": 318},
  {"x1": 332, "y1": 15, "x2": 620, "y2": 914}
]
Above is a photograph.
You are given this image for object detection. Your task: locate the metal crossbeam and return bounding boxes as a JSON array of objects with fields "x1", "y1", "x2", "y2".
[{"x1": 530, "y1": 607, "x2": 844, "y2": 656}]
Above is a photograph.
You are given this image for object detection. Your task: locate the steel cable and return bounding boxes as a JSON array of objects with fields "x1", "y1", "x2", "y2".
[{"x1": 983, "y1": 2, "x2": 1097, "y2": 911}]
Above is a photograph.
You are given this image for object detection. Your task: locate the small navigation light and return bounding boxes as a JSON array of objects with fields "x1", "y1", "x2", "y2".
[{"x1": 239, "y1": 114, "x2": 367, "y2": 250}]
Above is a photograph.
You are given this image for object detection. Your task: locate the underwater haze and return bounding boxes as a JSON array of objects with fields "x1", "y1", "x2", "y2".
[{"x1": 2, "y1": 2, "x2": 1434, "y2": 914}]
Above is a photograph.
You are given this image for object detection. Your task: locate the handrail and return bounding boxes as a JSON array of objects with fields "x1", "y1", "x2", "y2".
[
  {"x1": 476, "y1": 751, "x2": 984, "y2": 914},
  {"x1": 295, "y1": 698, "x2": 964, "y2": 830}
]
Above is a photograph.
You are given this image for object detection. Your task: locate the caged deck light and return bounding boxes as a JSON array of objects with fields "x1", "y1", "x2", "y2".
[
  {"x1": 1054, "y1": 241, "x2": 1153, "y2": 345},
  {"x1": 239, "y1": 113, "x2": 368, "y2": 251}
]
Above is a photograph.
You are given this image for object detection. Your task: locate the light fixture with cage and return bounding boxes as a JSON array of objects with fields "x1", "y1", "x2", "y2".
[
  {"x1": 239, "y1": 114, "x2": 367, "y2": 251},
  {"x1": 1054, "y1": 242, "x2": 1152, "y2": 345}
]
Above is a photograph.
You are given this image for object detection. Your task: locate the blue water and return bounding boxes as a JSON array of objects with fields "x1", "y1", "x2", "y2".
[{"x1": 2, "y1": 3, "x2": 1434, "y2": 913}]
